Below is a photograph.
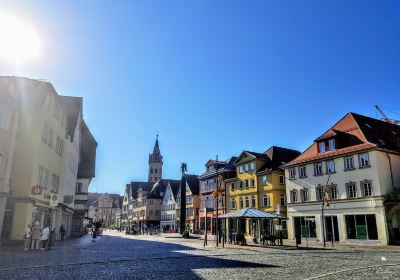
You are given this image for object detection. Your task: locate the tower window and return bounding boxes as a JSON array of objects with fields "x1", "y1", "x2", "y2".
[
  {"x1": 150, "y1": 168, "x2": 153, "y2": 173},
  {"x1": 155, "y1": 168, "x2": 158, "y2": 173}
]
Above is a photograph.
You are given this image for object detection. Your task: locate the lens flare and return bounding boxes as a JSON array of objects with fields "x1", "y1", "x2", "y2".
[{"x1": 0, "y1": 12, "x2": 41, "y2": 65}]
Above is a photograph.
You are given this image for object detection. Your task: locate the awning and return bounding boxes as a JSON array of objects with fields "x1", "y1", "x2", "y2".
[{"x1": 219, "y1": 208, "x2": 282, "y2": 219}]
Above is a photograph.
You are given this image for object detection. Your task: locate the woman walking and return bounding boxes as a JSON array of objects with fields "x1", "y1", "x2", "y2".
[
  {"x1": 24, "y1": 224, "x2": 32, "y2": 251},
  {"x1": 31, "y1": 221, "x2": 41, "y2": 250}
]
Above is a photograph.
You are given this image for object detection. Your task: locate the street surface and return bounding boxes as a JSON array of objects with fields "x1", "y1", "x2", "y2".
[{"x1": 0, "y1": 230, "x2": 399, "y2": 279}]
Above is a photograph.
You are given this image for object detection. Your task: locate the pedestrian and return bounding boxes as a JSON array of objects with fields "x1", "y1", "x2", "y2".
[
  {"x1": 31, "y1": 221, "x2": 41, "y2": 250},
  {"x1": 60, "y1": 224, "x2": 66, "y2": 240},
  {"x1": 24, "y1": 224, "x2": 32, "y2": 251},
  {"x1": 40, "y1": 224, "x2": 50, "y2": 250}
]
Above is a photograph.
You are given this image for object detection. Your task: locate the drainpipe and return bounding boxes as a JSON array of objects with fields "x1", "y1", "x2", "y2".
[{"x1": 386, "y1": 152, "x2": 395, "y2": 192}]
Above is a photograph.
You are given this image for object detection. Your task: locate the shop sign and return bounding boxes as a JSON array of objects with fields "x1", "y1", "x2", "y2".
[{"x1": 31, "y1": 186, "x2": 43, "y2": 195}]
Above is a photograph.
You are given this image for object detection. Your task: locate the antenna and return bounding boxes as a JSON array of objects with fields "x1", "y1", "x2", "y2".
[{"x1": 375, "y1": 105, "x2": 400, "y2": 125}]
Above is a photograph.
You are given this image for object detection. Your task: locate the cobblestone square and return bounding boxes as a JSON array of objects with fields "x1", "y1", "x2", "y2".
[{"x1": 1, "y1": 230, "x2": 399, "y2": 279}]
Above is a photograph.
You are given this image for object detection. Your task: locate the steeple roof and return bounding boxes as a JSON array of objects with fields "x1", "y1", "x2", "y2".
[{"x1": 149, "y1": 134, "x2": 163, "y2": 163}]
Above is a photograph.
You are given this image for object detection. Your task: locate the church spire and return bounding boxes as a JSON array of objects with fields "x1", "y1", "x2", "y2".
[{"x1": 148, "y1": 134, "x2": 163, "y2": 183}]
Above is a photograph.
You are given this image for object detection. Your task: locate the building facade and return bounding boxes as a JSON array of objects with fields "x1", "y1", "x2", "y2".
[
  {"x1": 0, "y1": 77, "x2": 97, "y2": 243},
  {"x1": 88, "y1": 193, "x2": 123, "y2": 228},
  {"x1": 160, "y1": 182, "x2": 180, "y2": 232},
  {"x1": 0, "y1": 77, "x2": 19, "y2": 245},
  {"x1": 284, "y1": 113, "x2": 400, "y2": 245},
  {"x1": 199, "y1": 157, "x2": 237, "y2": 234},
  {"x1": 228, "y1": 147, "x2": 300, "y2": 237}
]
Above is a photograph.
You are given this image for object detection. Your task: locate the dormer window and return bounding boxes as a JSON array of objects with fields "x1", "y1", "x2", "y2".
[
  {"x1": 319, "y1": 142, "x2": 326, "y2": 153},
  {"x1": 328, "y1": 139, "x2": 336, "y2": 151}
]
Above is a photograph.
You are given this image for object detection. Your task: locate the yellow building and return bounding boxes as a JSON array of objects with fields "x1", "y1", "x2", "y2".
[
  {"x1": 227, "y1": 147, "x2": 300, "y2": 238},
  {"x1": 5, "y1": 78, "x2": 68, "y2": 241}
]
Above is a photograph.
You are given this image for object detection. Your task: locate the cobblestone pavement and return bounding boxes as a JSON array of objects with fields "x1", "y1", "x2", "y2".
[{"x1": 0, "y1": 230, "x2": 399, "y2": 280}]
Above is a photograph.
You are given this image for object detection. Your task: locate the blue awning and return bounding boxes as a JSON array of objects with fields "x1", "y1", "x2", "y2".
[{"x1": 219, "y1": 208, "x2": 281, "y2": 219}]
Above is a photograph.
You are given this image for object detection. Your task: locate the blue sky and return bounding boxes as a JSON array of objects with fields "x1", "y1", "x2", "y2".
[{"x1": 1, "y1": 1, "x2": 399, "y2": 194}]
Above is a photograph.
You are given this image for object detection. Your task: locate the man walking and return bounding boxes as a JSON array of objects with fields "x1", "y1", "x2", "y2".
[{"x1": 40, "y1": 224, "x2": 50, "y2": 250}]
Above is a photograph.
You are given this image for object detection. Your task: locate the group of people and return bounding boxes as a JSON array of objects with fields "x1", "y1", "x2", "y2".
[{"x1": 24, "y1": 221, "x2": 66, "y2": 251}]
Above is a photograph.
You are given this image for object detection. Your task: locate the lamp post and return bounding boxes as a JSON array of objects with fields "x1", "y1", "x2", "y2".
[
  {"x1": 180, "y1": 163, "x2": 187, "y2": 235},
  {"x1": 215, "y1": 155, "x2": 219, "y2": 247}
]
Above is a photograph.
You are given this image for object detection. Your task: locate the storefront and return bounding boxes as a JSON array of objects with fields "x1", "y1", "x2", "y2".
[{"x1": 345, "y1": 214, "x2": 378, "y2": 241}]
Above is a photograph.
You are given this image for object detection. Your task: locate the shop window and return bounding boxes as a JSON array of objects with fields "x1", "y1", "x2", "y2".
[{"x1": 345, "y1": 214, "x2": 378, "y2": 240}]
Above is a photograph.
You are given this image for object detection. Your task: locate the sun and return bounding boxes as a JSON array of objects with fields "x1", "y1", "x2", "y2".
[{"x1": 0, "y1": 12, "x2": 41, "y2": 65}]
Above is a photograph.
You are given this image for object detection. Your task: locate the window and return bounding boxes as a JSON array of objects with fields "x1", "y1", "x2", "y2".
[
  {"x1": 231, "y1": 182, "x2": 235, "y2": 191},
  {"x1": 330, "y1": 185, "x2": 338, "y2": 200},
  {"x1": 345, "y1": 214, "x2": 378, "y2": 240},
  {"x1": 239, "y1": 181, "x2": 243, "y2": 190},
  {"x1": 295, "y1": 216, "x2": 317, "y2": 238},
  {"x1": 359, "y1": 154, "x2": 370, "y2": 168},
  {"x1": 262, "y1": 175, "x2": 268, "y2": 185},
  {"x1": 251, "y1": 196, "x2": 256, "y2": 207},
  {"x1": 361, "y1": 180, "x2": 373, "y2": 197},
  {"x1": 150, "y1": 168, "x2": 153, "y2": 173},
  {"x1": 52, "y1": 174, "x2": 59, "y2": 193},
  {"x1": 250, "y1": 162, "x2": 255, "y2": 171},
  {"x1": 326, "y1": 160, "x2": 335, "y2": 173},
  {"x1": 48, "y1": 128, "x2": 53, "y2": 147},
  {"x1": 344, "y1": 157, "x2": 355, "y2": 170},
  {"x1": 280, "y1": 194, "x2": 286, "y2": 206},
  {"x1": 56, "y1": 137, "x2": 64, "y2": 156},
  {"x1": 76, "y1": 183, "x2": 82, "y2": 193},
  {"x1": 314, "y1": 162, "x2": 323, "y2": 175},
  {"x1": 299, "y1": 166, "x2": 307, "y2": 178},
  {"x1": 316, "y1": 186, "x2": 324, "y2": 201},
  {"x1": 346, "y1": 182, "x2": 357, "y2": 198},
  {"x1": 328, "y1": 139, "x2": 336, "y2": 151},
  {"x1": 263, "y1": 195, "x2": 270, "y2": 207},
  {"x1": 44, "y1": 168, "x2": 49, "y2": 189},
  {"x1": 239, "y1": 197, "x2": 243, "y2": 209},
  {"x1": 319, "y1": 142, "x2": 326, "y2": 153},
  {"x1": 279, "y1": 175, "x2": 285, "y2": 185},
  {"x1": 301, "y1": 188, "x2": 309, "y2": 202},
  {"x1": 251, "y1": 179, "x2": 255, "y2": 188},
  {"x1": 245, "y1": 179, "x2": 249, "y2": 189},
  {"x1": 245, "y1": 197, "x2": 249, "y2": 208},
  {"x1": 239, "y1": 166, "x2": 243, "y2": 173},
  {"x1": 290, "y1": 190, "x2": 298, "y2": 203},
  {"x1": 231, "y1": 199, "x2": 236, "y2": 209},
  {"x1": 155, "y1": 168, "x2": 158, "y2": 173},
  {"x1": 37, "y1": 166, "x2": 44, "y2": 186},
  {"x1": 244, "y1": 164, "x2": 249, "y2": 172},
  {"x1": 289, "y1": 168, "x2": 296, "y2": 180}
]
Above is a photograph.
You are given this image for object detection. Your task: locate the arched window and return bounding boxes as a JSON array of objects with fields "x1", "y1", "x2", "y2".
[
  {"x1": 251, "y1": 196, "x2": 256, "y2": 208},
  {"x1": 239, "y1": 197, "x2": 243, "y2": 209},
  {"x1": 245, "y1": 197, "x2": 249, "y2": 208}
]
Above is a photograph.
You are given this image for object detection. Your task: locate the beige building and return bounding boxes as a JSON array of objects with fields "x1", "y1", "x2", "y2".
[
  {"x1": 284, "y1": 113, "x2": 400, "y2": 245},
  {"x1": 88, "y1": 193, "x2": 122, "y2": 228},
  {"x1": 0, "y1": 77, "x2": 20, "y2": 245},
  {"x1": 0, "y1": 76, "x2": 97, "y2": 243}
]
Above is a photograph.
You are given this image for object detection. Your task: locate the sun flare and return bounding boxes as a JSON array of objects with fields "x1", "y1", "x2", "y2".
[{"x1": 0, "y1": 12, "x2": 41, "y2": 65}]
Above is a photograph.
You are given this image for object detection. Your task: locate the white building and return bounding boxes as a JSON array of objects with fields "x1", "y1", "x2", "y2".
[
  {"x1": 284, "y1": 112, "x2": 400, "y2": 245},
  {"x1": 160, "y1": 182, "x2": 179, "y2": 232}
]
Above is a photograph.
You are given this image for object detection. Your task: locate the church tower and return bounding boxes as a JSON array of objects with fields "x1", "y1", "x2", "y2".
[{"x1": 148, "y1": 134, "x2": 163, "y2": 183}]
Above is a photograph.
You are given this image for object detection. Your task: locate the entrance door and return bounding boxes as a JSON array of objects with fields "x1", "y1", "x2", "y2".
[{"x1": 325, "y1": 216, "x2": 340, "y2": 242}]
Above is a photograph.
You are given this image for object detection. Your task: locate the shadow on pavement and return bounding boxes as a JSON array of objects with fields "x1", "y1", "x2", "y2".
[{"x1": 0, "y1": 233, "x2": 279, "y2": 279}]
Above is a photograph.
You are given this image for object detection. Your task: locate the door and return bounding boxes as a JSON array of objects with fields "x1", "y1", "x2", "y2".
[{"x1": 325, "y1": 216, "x2": 339, "y2": 242}]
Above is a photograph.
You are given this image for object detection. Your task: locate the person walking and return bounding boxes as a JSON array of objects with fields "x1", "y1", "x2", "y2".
[
  {"x1": 31, "y1": 221, "x2": 41, "y2": 250},
  {"x1": 59, "y1": 224, "x2": 66, "y2": 240},
  {"x1": 40, "y1": 225, "x2": 50, "y2": 250},
  {"x1": 24, "y1": 224, "x2": 32, "y2": 251}
]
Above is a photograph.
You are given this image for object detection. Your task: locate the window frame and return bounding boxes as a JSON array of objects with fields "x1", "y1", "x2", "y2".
[
  {"x1": 289, "y1": 168, "x2": 296, "y2": 180},
  {"x1": 299, "y1": 165, "x2": 307, "y2": 178},
  {"x1": 328, "y1": 139, "x2": 336, "y2": 151},
  {"x1": 263, "y1": 195, "x2": 270, "y2": 207},
  {"x1": 344, "y1": 157, "x2": 355, "y2": 171},
  {"x1": 361, "y1": 180, "x2": 373, "y2": 197},
  {"x1": 346, "y1": 182, "x2": 357, "y2": 198},
  {"x1": 314, "y1": 162, "x2": 323, "y2": 176},
  {"x1": 326, "y1": 160, "x2": 335, "y2": 173},
  {"x1": 359, "y1": 153, "x2": 370, "y2": 168},
  {"x1": 319, "y1": 141, "x2": 326, "y2": 153}
]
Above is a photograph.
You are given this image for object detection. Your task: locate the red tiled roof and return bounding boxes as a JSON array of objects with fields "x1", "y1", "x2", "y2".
[{"x1": 284, "y1": 112, "x2": 400, "y2": 167}]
